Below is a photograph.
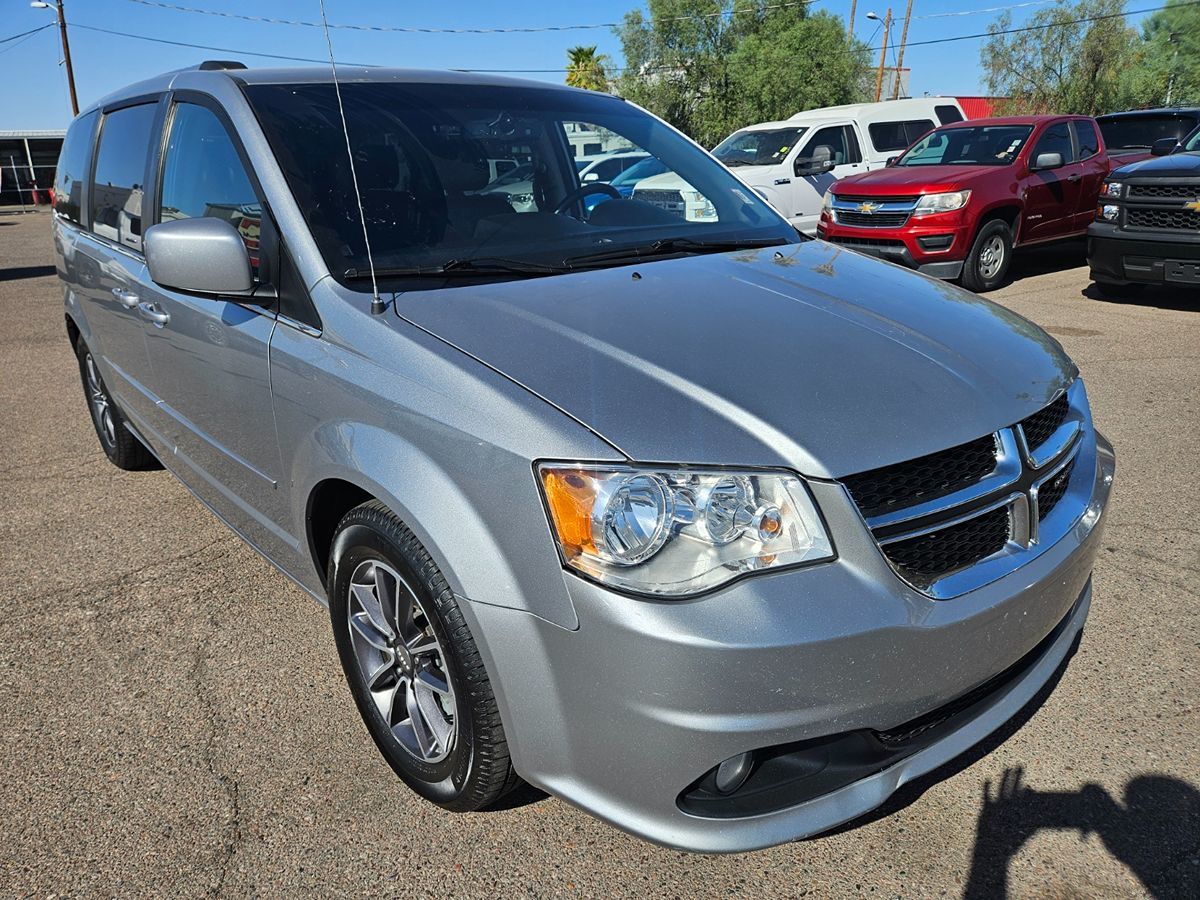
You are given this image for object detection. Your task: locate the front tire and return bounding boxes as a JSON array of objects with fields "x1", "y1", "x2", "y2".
[
  {"x1": 73, "y1": 334, "x2": 158, "y2": 470},
  {"x1": 328, "y1": 500, "x2": 519, "y2": 811},
  {"x1": 960, "y1": 219, "x2": 1014, "y2": 292}
]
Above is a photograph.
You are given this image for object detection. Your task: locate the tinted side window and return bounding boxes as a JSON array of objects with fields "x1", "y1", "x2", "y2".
[
  {"x1": 91, "y1": 103, "x2": 157, "y2": 251},
  {"x1": 160, "y1": 103, "x2": 262, "y2": 276},
  {"x1": 804, "y1": 126, "x2": 852, "y2": 165},
  {"x1": 1072, "y1": 120, "x2": 1099, "y2": 160},
  {"x1": 53, "y1": 110, "x2": 97, "y2": 224},
  {"x1": 1032, "y1": 123, "x2": 1072, "y2": 165},
  {"x1": 869, "y1": 119, "x2": 935, "y2": 152},
  {"x1": 935, "y1": 105, "x2": 964, "y2": 125}
]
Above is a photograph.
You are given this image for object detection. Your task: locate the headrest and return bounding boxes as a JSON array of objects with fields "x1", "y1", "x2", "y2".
[
  {"x1": 353, "y1": 145, "x2": 399, "y2": 189},
  {"x1": 431, "y1": 138, "x2": 491, "y2": 193}
]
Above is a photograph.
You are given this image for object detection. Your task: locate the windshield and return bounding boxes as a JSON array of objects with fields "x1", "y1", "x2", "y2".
[
  {"x1": 1183, "y1": 126, "x2": 1200, "y2": 152},
  {"x1": 1098, "y1": 113, "x2": 1200, "y2": 150},
  {"x1": 895, "y1": 125, "x2": 1033, "y2": 166},
  {"x1": 712, "y1": 127, "x2": 807, "y2": 167},
  {"x1": 245, "y1": 81, "x2": 793, "y2": 288}
]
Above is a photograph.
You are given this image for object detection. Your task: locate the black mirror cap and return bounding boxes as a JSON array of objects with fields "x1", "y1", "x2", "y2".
[
  {"x1": 1032, "y1": 151, "x2": 1064, "y2": 171},
  {"x1": 1151, "y1": 137, "x2": 1178, "y2": 156},
  {"x1": 886, "y1": 156, "x2": 899, "y2": 167}
]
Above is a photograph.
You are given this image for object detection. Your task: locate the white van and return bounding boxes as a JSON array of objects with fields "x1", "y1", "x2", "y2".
[{"x1": 635, "y1": 97, "x2": 966, "y2": 233}]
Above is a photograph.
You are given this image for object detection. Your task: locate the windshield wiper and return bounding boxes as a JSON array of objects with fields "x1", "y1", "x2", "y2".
[
  {"x1": 344, "y1": 256, "x2": 565, "y2": 280},
  {"x1": 565, "y1": 236, "x2": 789, "y2": 268}
]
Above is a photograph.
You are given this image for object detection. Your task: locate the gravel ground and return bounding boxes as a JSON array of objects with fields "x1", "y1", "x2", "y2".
[{"x1": 1, "y1": 210, "x2": 1197, "y2": 898}]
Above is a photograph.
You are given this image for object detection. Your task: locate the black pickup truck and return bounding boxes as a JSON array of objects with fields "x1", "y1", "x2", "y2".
[{"x1": 1087, "y1": 124, "x2": 1200, "y2": 297}]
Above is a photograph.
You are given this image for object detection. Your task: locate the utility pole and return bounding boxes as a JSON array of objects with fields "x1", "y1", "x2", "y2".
[
  {"x1": 31, "y1": 1, "x2": 78, "y2": 116},
  {"x1": 874, "y1": 8, "x2": 892, "y2": 102},
  {"x1": 848, "y1": 0, "x2": 857, "y2": 37},
  {"x1": 892, "y1": 0, "x2": 913, "y2": 99},
  {"x1": 1166, "y1": 31, "x2": 1181, "y2": 106}
]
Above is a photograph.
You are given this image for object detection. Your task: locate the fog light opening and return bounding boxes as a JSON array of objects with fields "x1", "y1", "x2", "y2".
[{"x1": 714, "y1": 751, "x2": 755, "y2": 794}]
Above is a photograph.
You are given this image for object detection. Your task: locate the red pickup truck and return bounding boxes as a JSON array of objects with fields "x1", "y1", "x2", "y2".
[{"x1": 817, "y1": 115, "x2": 1114, "y2": 291}]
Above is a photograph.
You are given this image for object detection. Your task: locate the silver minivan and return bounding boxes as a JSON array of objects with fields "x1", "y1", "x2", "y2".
[{"x1": 52, "y1": 63, "x2": 1114, "y2": 853}]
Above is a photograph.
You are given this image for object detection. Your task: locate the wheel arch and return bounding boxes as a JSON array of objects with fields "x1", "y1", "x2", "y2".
[{"x1": 975, "y1": 202, "x2": 1023, "y2": 244}]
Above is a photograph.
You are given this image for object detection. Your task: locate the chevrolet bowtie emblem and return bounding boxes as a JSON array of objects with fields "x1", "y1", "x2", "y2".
[
  {"x1": 1184, "y1": 199, "x2": 1200, "y2": 213},
  {"x1": 857, "y1": 202, "x2": 882, "y2": 214}
]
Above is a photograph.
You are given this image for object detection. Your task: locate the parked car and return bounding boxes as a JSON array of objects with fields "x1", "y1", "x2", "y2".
[
  {"x1": 485, "y1": 151, "x2": 647, "y2": 213},
  {"x1": 583, "y1": 155, "x2": 670, "y2": 213},
  {"x1": 1096, "y1": 107, "x2": 1200, "y2": 158},
  {"x1": 818, "y1": 115, "x2": 1116, "y2": 291},
  {"x1": 1088, "y1": 123, "x2": 1200, "y2": 297},
  {"x1": 53, "y1": 63, "x2": 1114, "y2": 853},
  {"x1": 644, "y1": 97, "x2": 966, "y2": 233}
]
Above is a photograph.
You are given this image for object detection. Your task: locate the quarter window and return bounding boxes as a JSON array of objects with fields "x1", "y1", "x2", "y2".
[
  {"x1": 91, "y1": 103, "x2": 158, "y2": 251},
  {"x1": 53, "y1": 110, "x2": 97, "y2": 225},
  {"x1": 868, "y1": 119, "x2": 935, "y2": 152},
  {"x1": 935, "y1": 105, "x2": 965, "y2": 125},
  {"x1": 1072, "y1": 120, "x2": 1099, "y2": 160},
  {"x1": 160, "y1": 103, "x2": 262, "y2": 276}
]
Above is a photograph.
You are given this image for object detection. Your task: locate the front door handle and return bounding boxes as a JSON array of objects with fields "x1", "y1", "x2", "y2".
[
  {"x1": 137, "y1": 301, "x2": 170, "y2": 327},
  {"x1": 1067, "y1": 173, "x2": 1081, "y2": 183},
  {"x1": 111, "y1": 287, "x2": 140, "y2": 309}
]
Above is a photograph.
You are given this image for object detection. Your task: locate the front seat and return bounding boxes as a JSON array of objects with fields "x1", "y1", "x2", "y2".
[
  {"x1": 351, "y1": 143, "x2": 440, "y2": 249},
  {"x1": 433, "y1": 140, "x2": 516, "y2": 239}
]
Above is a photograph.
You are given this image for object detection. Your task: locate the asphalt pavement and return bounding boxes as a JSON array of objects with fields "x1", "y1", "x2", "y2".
[{"x1": 1, "y1": 210, "x2": 1197, "y2": 898}]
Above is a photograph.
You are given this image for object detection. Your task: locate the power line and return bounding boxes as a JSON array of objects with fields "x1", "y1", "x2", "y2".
[
  {"x1": 71, "y1": 1, "x2": 1200, "y2": 74},
  {"x1": 0, "y1": 23, "x2": 54, "y2": 44},
  {"x1": 0, "y1": 25, "x2": 51, "y2": 57},
  {"x1": 119, "y1": 0, "x2": 822, "y2": 34}
]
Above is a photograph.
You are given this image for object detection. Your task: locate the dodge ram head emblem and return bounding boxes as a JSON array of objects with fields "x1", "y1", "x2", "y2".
[{"x1": 857, "y1": 202, "x2": 882, "y2": 214}]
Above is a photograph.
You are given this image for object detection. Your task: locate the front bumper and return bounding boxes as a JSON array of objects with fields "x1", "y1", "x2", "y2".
[
  {"x1": 462, "y1": 430, "x2": 1115, "y2": 853},
  {"x1": 1087, "y1": 221, "x2": 1200, "y2": 285},
  {"x1": 818, "y1": 211, "x2": 970, "y2": 279}
]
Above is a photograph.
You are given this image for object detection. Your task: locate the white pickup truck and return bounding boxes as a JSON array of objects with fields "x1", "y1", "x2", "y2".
[{"x1": 634, "y1": 97, "x2": 967, "y2": 233}]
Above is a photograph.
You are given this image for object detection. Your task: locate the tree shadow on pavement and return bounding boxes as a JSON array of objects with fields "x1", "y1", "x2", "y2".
[{"x1": 962, "y1": 767, "x2": 1199, "y2": 899}]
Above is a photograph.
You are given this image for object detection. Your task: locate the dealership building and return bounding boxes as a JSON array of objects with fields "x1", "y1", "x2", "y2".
[{"x1": 0, "y1": 130, "x2": 64, "y2": 206}]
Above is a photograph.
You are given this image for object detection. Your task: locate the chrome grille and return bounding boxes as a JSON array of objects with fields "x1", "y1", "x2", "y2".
[
  {"x1": 841, "y1": 383, "x2": 1089, "y2": 598},
  {"x1": 633, "y1": 189, "x2": 685, "y2": 215}
]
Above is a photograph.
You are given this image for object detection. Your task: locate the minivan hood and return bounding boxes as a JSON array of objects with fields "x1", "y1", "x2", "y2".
[
  {"x1": 392, "y1": 242, "x2": 1075, "y2": 478},
  {"x1": 834, "y1": 164, "x2": 1006, "y2": 194}
]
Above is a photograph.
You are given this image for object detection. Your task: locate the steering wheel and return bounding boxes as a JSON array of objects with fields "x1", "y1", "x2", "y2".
[{"x1": 552, "y1": 182, "x2": 622, "y2": 215}]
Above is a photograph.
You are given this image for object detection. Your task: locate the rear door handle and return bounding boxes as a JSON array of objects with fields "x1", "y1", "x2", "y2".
[
  {"x1": 111, "y1": 287, "x2": 140, "y2": 308},
  {"x1": 137, "y1": 301, "x2": 170, "y2": 327}
]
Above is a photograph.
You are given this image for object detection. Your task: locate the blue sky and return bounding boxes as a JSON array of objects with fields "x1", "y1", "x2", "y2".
[{"x1": 0, "y1": 0, "x2": 1156, "y2": 130}]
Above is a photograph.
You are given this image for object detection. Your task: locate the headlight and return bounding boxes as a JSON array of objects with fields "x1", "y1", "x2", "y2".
[
  {"x1": 1098, "y1": 204, "x2": 1120, "y2": 221},
  {"x1": 912, "y1": 190, "x2": 971, "y2": 216},
  {"x1": 537, "y1": 464, "x2": 834, "y2": 596},
  {"x1": 681, "y1": 190, "x2": 718, "y2": 220},
  {"x1": 1100, "y1": 181, "x2": 1123, "y2": 199},
  {"x1": 822, "y1": 190, "x2": 834, "y2": 212}
]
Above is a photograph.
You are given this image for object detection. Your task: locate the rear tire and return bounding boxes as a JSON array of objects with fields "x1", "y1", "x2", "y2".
[
  {"x1": 960, "y1": 219, "x2": 1014, "y2": 292},
  {"x1": 328, "y1": 500, "x2": 519, "y2": 811},
  {"x1": 73, "y1": 334, "x2": 159, "y2": 471}
]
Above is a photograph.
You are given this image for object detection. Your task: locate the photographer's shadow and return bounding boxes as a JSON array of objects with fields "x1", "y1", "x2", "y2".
[{"x1": 964, "y1": 767, "x2": 1200, "y2": 899}]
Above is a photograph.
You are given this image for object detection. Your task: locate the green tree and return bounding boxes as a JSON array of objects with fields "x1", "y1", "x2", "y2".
[
  {"x1": 565, "y1": 45, "x2": 611, "y2": 92},
  {"x1": 1121, "y1": 1, "x2": 1200, "y2": 106},
  {"x1": 614, "y1": 0, "x2": 869, "y2": 147},
  {"x1": 980, "y1": 0, "x2": 1141, "y2": 115}
]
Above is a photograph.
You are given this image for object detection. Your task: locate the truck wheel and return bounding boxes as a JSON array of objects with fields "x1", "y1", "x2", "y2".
[
  {"x1": 327, "y1": 500, "x2": 520, "y2": 811},
  {"x1": 960, "y1": 220, "x2": 1013, "y2": 292},
  {"x1": 1093, "y1": 279, "x2": 1145, "y2": 300},
  {"x1": 73, "y1": 334, "x2": 159, "y2": 471}
]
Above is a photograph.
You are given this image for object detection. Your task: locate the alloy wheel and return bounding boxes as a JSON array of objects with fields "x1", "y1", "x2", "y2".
[
  {"x1": 84, "y1": 353, "x2": 116, "y2": 448},
  {"x1": 346, "y1": 559, "x2": 457, "y2": 763}
]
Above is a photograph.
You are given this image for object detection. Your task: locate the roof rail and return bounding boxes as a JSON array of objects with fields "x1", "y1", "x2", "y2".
[{"x1": 197, "y1": 60, "x2": 247, "y2": 71}]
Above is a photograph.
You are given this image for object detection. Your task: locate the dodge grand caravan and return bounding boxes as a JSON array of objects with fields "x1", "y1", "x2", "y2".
[{"x1": 53, "y1": 63, "x2": 1114, "y2": 853}]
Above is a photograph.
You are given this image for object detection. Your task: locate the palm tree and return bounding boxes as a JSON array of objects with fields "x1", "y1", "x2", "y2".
[{"x1": 565, "y1": 45, "x2": 611, "y2": 92}]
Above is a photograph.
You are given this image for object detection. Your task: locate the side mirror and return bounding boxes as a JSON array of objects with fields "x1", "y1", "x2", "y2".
[
  {"x1": 144, "y1": 217, "x2": 253, "y2": 295},
  {"x1": 1032, "y1": 151, "x2": 1064, "y2": 171},
  {"x1": 1151, "y1": 137, "x2": 1178, "y2": 156},
  {"x1": 886, "y1": 155, "x2": 899, "y2": 167},
  {"x1": 583, "y1": 172, "x2": 600, "y2": 183},
  {"x1": 794, "y1": 148, "x2": 836, "y2": 177}
]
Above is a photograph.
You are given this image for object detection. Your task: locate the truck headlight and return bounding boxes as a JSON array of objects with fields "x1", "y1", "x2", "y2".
[
  {"x1": 1100, "y1": 181, "x2": 1123, "y2": 198},
  {"x1": 822, "y1": 190, "x2": 834, "y2": 212},
  {"x1": 681, "y1": 190, "x2": 718, "y2": 220},
  {"x1": 538, "y1": 464, "x2": 834, "y2": 597},
  {"x1": 912, "y1": 190, "x2": 971, "y2": 216}
]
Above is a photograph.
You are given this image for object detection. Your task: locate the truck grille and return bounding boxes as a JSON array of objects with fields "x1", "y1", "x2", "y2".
[
  {"x1": 839, "y1": 385, "x2": 1087, "y2": 598},
  {"x1": 836, "y1": 194, "x2": 920, "y2": 204},
  {"x1": 633, "y1": 189, "x2": 684, "y2": 215},
  {"x1": 835, "y1": 210, "x2": 911, "y2": 227},
  {"x1": 1126, "y1": 183, "x2": 1200, "y2": 199},
  {"x1": 1125, "y1": 207, "x2": 1200, "y2": 231}
]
